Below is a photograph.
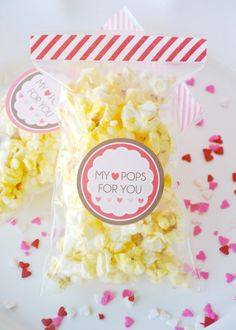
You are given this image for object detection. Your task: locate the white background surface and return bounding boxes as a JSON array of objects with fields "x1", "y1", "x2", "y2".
[{"x1": 0, "y1": 0, "x2": 236, "y2": 72}]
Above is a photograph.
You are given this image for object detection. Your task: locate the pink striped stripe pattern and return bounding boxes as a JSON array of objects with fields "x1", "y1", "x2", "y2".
[
  {"x1": 175, "y1": 83, "x2": 203, "y2": 131},
  {"x1": 30, "y1": 34, "x2": 207, "y2": 63}
]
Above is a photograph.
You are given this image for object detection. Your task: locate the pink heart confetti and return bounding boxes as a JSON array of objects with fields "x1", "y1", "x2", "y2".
[
  {"x1": 193, "y1": 225, "x2": 202, "y2": 236},
  {"x1": 220, "y1": 200, "x2": 230, "y2": 209},
  {"x1": 41, "y1": 231, "x2": 47, "y2": 237},
  {"x1": 196, "y1": 250, "x2": 206, "y2": 261},
  {"x1": 101, "y1": 290, "x2": 115, "y2": 306},
  {"x1": 205, "y1": 84, "x2": 215, "y2": 94},
  {"x1": 203, "y1": 304, "x2": 218, "y2": 321},
  {"x1": 31, "y1": 216, "x2": 41, "y2": 225},
  {"x1": 20, "y1": 241, "x2": 30, "y2": 251},
  {"x1": 175, "y1": 328, "x2": 184, "y2": 330},
  {"x1": 209, "y1": 181, "x2": 218, "y2": 190},
  {"x1": 209, "y1": 144, "x2": 220, "y2": 151},
  {"x1": 182, "y1": 308, "x2": 194, "y2": 317},
  {"x1": 122, "y1": 289, "x2": 134, "y2": 298},
  {"x1": 225, "y1": 273, "x2": 236, "y2": 283},
  {"x1": 218, "y1": 236, "x2": 229, "y2": 245},
  {"x1": 124, "y1": 316, "x2": 134, "y2": 328},
  {"x1": 52, "y1": 316, "x2": 63, "y2": 327},
  {"x1": 196, "y1": 119, "x2": 204, "y2": 127},
  {"x1": 185, "y1": 78, "x2": 195, "y2": 86},
  {"x1": 200, "y1": 271, "x2": 209, "y2": 280},
  {"x1": 229, "y1": 243, "x2": 236, "y2": 253},
  {"x1": 7, "y1": 218, "x2": 17, "y2": 226},
  {"x1": 190, "y1": 202, "x2": 209, "y2": 213},
  {"x1": 24, "y1": 251, "x2": 30, "y2": 256}
]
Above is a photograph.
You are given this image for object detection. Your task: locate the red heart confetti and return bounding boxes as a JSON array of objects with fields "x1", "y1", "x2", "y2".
[
  {"x1": 214, "y1": 146, "x2": 224, "y2": 155},
  {"x1": 21, "y1": 268, "x2": 32, "y2": 278},
  {"x1": 45, "y1": 325, "x2": 56, "y2": 330},
  {"x1": 219, "y1": 245, "x2": 230, "y2": 255},
  {"x1": 98, "y1": 313, "x2": 105, "y2": 320},
  {"x1": 128, "y1": 296, "x2": 135, "y2": 302},
  {"x1": 31, "y1": 239, "x2": 40, "y2": 248},
  {"x1": 207, "y1": 174, "x2": 214, "y2": 182},
  {"x1": 18, "y1": 261, "x2": 30, "y2": 269},
  {"x1": 58, "y1": 306, "x2": 67, "y2": 317},
  {"x1": 232, "y1": 173, "x2": 236, "y2": 182},
  {"x1": 209, "y1": 135, "x2": 223, "y2": 144},
  {"x1": 181, "y1": 154, "x2": 192, "y2": 162},
  {"x1": 201, "y1": 316, "x2": 217, "y2": 327},
  {"x1": 203, "y1": 149, "x2": 213, "y2": 161},
  {"x1": 41, "y1": 318, "x2": 52, "y2": 326}
]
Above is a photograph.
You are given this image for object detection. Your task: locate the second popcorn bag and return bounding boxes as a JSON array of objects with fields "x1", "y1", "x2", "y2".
[{"x1": 31, "y1": 17, "x2": 207, "y2": 292}]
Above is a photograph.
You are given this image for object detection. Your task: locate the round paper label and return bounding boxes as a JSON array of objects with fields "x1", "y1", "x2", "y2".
[
  {"x1": 6, "y1": 68, "x2": 60, "y2": 133},
  {"x1": 77, "y1": 138, "x2": 164, "y2": 225}
]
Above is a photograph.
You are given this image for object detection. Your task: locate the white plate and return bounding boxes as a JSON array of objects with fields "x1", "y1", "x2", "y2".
[{"x1": 0, "y1": 58, "x2": 236, "y2": 330}]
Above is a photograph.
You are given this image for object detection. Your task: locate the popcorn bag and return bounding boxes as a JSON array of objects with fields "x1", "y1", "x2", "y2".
[
  {"x1": 30, "y1": 9, "x2": 207, "y2": 293},
  {"x1": 0, "y1": 68, "x2": 60, "y2": 218}
]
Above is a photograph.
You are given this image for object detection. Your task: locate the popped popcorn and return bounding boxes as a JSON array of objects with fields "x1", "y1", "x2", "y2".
[
  {"x1": 45, "y1": 67, "x2": 192, "y2": 289},
  {"x1": 0, "y1": 97, "x2": 59, "y2": 214}
]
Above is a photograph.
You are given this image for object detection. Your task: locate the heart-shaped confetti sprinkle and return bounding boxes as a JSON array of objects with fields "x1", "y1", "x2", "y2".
[
  {"x1": 20, "y1": 241, "x2": 30, "y2": 251},
  {"x1": 98, "y1": 313, "x2": 105, "y2": 320},
  {"x1": 209, "y1": 135, "x2": 223, "y2": 144},
  {"x1": 18, "y1": 261, "x2": 30, "y2": 269},
  {"x1": 209, "y1": 144, "x2": 220, "y2": 151},
  {"x1": 200, "y1": 271, "x2": 209, "y2": 280},
  {"x1": 182, "y1": 308, "x2": 194, "y2": 317},
  {"x1": 58, "y1": 306, "x2": 67, "y2": 317},
  {"x1": 207, "y1": 174, "x2": 214, "y2": 182},
  {"x1": 203, "y1": 304, "x2": 218, "y2": 320},
  {"x1": 45, "y1": 325, "x2": 56, "y2": 330},
  {"x1": 232, "y1": 173, "x2": 236, "y2": 182},
  {"x1": 182, "y1": 154, "x2": 192, "y2": 162},
  {"x1": 101, "y1": 290, "x2": 115, "y2": 306},
  {"x1": 201, "y1": 316, "x2": 217, "y2": 327},
  {"x1": 21, "y1": 268, "x2": 32, "y2": 278},
  {"x1": 218, "y1": 236, "x2": 229, "y2": 245},
  {"x1": 31, "y1": 239, "x2": 40, "y2": 248},
  {"x1": 52, "y1": 316, "x2": 63, "y2": 326},
  {"x1": 209, "y1": 181, "x2": 218, "y2": 190},
  {"x1": 175, "y1": 327, "x2": 184, "y2": 330},
  {"x1": 128, "y1": 296, "x2": 135, "y2": 302},
  {"x1": 220, "y1": 200, "x2": 230, "y2": 209},
  {"x1": 184, "y1": 199, "x2": 191, "y2": 208},
  {"x1": 225, "y1": 273, "x2": 236, "y2": 283},
  {"x1": 122, "y1": 289, "x2": 134, "y2": 298},
  {"x1": 219, "y1": 245, "x2": 229, "y2": 255},
  {"x1": 190, "y1": 202, "x2": 209, "y2": 213},
  {"x1": 229, "y1": 243, "x2": 236, "y2": 253},
  {"x1": 185, "y1": 78, "x2": 195, "y2": 86},
  {"x1": 7, "y1": 218, "x2": 17, "y2": 226},
  {"x1": 196, "y1": 250, "x2": 206, "y2": 261},
  {"x1": 205, "y1": 85, "x2": 215, "y2": 94},
  {"x1": 214, "y1": 146, "x2": 224, "y2": 155},
  {"x1": 203, "y1": 148, "x2": 214, "y2": 161},
  {"x1": 31, "y1": 217, "x2": 42, "y2": 225},
  {"x1": 196, "y1": 119, "x2": 204, "y2": 126},
  {"x1": 41, "y1": 318, "x2": 52, "y2": 326},
  {"x1": 124, "y1": 316, "x2": 134, "y2": 328},
  {"x1": 193, "y1": 225, "x2": 202, "y2": 236}
]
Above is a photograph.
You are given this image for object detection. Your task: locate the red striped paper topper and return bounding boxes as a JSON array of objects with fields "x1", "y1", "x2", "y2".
[{"x1": 30, "y1": 34, "x2": 207, "y2": 63}]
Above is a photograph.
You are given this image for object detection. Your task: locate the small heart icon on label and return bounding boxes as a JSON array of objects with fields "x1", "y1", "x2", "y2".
[
  {"x1": 19, "y1": 93, "x2": 24, "y2": 98},
  {"x1": 39, "y1": 119, "x2": 45, "y2": 124},
  {"x1": 112, "y1": 172, "x2": 119, "y2": 180},
  {"x1": 117, "y1": 197, "x2": 123, "y2": 203},
  {"x1": 29, "y1": 106, "x2": 34, "y2": 111},
  {"x1": 95, "y1": 197, "x2": 101, "y2": 202},
  {"x1": 138, "y1": 198, "x2": 144, "y2": 203},
  {"x1": 44, "y1": 89, "x2": 51, "y2": 96}
]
